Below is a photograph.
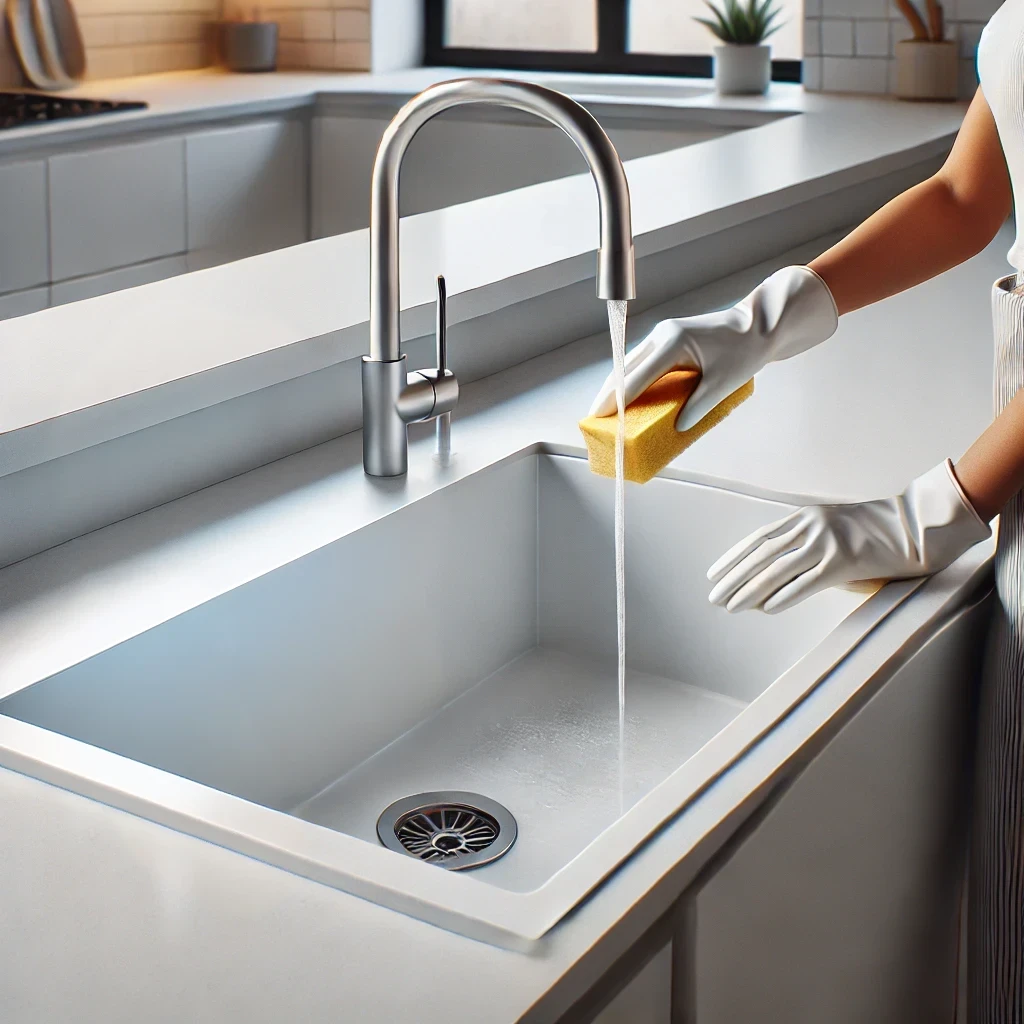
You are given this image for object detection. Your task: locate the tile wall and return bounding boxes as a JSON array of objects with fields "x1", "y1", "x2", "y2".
[
  {"x1": 270, "y1": 0, "x2": 370, "y2": 71},
  {"x1": 14, "y1": 0, "x2": 1009, "y2": 90},
  {"x1": 802, "y1": 0, "x2": 1001, "y2": 97},
  {"x1": 77, "y1": 0, "x2": 221, "y2": 79},
  {"x1": 73, "y1": 0, "x2": 369, "y2": 79}
]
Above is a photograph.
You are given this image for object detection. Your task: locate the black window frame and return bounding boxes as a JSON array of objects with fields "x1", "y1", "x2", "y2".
[{"x1": 424, "y1": 0, "x2": 802, "y2": 83}]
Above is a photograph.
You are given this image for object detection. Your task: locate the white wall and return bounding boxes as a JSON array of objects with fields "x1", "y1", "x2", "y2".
[{"x1": 370, "y1": 0, "x2": 423, "y2": 71}]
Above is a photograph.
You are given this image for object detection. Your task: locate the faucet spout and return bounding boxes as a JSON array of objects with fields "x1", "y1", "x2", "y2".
[{"x1": 363, "y1": 78, "x2": 635, "y2": 475}]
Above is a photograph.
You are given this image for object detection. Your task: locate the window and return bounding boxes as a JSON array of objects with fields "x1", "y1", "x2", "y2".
[
  {"x1": 446, "y1": 0, "x2": 598, "y2": 53},
  {"x1": 629, "y1": 0, "x2": 801, "y2": 62},
  {"x1": 426, "y1": 0, "x2": 803, "y2": 82}
]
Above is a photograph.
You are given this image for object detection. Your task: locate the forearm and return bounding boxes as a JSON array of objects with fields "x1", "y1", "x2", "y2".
[
  {"x1": 809, "y1": 177, "x2": 998, "y2": 316},
  {"x1": 954, "y1": 388, "x2": 1024, "y2": 522},
  {"x1": 809, "y1": 88, "x2": 1011, "y2": 317}
]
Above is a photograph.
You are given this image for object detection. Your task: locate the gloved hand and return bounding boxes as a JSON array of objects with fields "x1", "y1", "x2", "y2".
[
  {"x1": 707, "y1": 460, "x2": 992, "y2": 614},
  {"x1": 589, "y1": 265, "x2": 839, "y2": 430}
]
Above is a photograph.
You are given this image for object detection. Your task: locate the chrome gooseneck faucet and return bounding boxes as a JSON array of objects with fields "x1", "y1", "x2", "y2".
[{"x1": 362, "y1": 78, "x2": 636, "y2": 478}]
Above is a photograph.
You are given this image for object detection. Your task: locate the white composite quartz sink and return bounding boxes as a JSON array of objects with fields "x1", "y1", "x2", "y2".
[
  {"x1": 0, "y1": 452, "x2": 905, "y2": 949},
  {"x1": 527, "y1": 76, "x2": 715, "y2": 100}
]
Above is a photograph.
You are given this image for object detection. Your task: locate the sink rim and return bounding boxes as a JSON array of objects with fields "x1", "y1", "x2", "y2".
[{"x1": 0, "y1": 448, "x2": 930, "y2": 950}]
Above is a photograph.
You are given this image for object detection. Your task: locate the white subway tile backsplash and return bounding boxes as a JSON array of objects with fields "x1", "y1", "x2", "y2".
[
  {"x1": 802, "y1": 55, "x2": 823, "y2": 90},
  {"x1": 334, "y1": 39, "x2": 370, "y2": 68},
  {"x1": 823, "y1": 55, "x2": 889, "y2": 93},
  {"x1": 803, "y1": 17, "x2": 821, "y2": 56},
  {"x1": 823, "y1": 0, "x2": 886, "y2": 17},
  {"x1": 80, "y1": 0, "x2": 374, "y2": 78},
  {"x1": 956, "y1": 20, "x2": 985, "y2": 57},
  {"x1": 855, "y1": 18, "x2": 889, "y2": 56},
  {"x1": 889, "y1": 16, "x2": 914, "y2": 55},
  {"x1": 301, "y1": 9, "x2": 332, "y2": 40},
  {"x1": 959, "y1": 55, "x2": 980, "y2": 95},
  {"x1": 334, "y1": 8, "x2": 370, "y2": 41},
  {"x1": 954, "y1": 0, "x2": 1000, "y2": 20},
  {"x1": 811, "y1": 0, "x2": 998, "y2": 97},
  {"x1": 821, "y1": 18, "x2": 854, "y2": 55},
  {"x1": 72, "y1": 0, "x2": 1000, "y2": 94},
  {"x1": 77, "y1": 15, "x2": 118, "y2": 46}
]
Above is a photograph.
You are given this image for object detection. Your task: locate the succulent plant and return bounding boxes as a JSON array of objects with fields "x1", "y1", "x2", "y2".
[{"x1": 695, "y1": 0, "x2": 783, "y2": 46}]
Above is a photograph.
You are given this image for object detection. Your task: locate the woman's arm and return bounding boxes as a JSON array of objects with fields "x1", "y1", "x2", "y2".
[
  {"x1": 955, "y1": 392, "x2": 1024, "y2": 521},
  {"x1": 810, "y1": 88, "x2": 1012, "y2": 316}
]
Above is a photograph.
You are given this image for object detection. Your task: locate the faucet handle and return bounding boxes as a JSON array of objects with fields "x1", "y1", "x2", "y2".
[
  {"x1": 424, "y1": 274, "x2": 458, "y2": 420},
  {"x1": 436, "y1": 274, "x2": 447, "y2": 374}
]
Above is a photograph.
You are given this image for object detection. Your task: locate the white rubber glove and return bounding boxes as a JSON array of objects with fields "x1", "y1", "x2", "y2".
[
  {"x1": 589, "y1": 265, "x2": 839, "y2": 429},
  {"x1": 706, "y1": 460, "x2": 991, "y2": 614}
]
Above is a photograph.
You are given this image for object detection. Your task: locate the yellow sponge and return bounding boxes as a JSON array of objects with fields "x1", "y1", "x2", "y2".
[{"x1": 578, "y1": 371, "x2": 754, "y2": 484}]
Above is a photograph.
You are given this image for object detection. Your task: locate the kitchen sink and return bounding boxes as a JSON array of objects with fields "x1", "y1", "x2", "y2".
[
  {"x1": 527, "y1": 76, "x2": 715, "y2": 101},
  {"x1": 0, "y1": 451, "x2": 901, "y2": 948}
]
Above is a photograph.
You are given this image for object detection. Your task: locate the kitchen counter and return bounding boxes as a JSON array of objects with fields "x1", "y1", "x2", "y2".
[
  {"x1": 0, "y1": 66, "x2": 824, "y2": 154},
  {"x1": 0, "y1": 221, "x2": 1007, "y2": 1021},
  {"x1": 0, "y1": 67, "x2": 999, "y2": 1022},
  {"x1": 0, "y1": 68, "x2": 966, "y2": 479}
]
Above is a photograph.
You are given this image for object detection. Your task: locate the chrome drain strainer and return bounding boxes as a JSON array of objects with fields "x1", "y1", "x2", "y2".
[{"x1": 376, "y1": 791, "x2": 517, "y2": 870}]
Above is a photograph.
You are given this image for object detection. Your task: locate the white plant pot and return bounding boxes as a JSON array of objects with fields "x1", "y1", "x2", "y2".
[
  {"x1": 894, "y1": 40, "x2": 958, "y2": 101},
  {"x1": 713, "y1": 44, "x2": 771, "y2": 95}
]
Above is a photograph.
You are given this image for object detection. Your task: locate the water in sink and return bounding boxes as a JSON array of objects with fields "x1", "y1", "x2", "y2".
[
  {"x1": 607, "y1": 297, "x2": 629, "y2": 811},
  {"x1": 292, "y1": 646, "x2": 743, "y2": 892}
]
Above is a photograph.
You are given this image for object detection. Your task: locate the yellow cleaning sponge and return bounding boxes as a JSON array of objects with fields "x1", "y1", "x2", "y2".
[{"x1": 578, "y1": 371, "x2": 754, "y2": 484}]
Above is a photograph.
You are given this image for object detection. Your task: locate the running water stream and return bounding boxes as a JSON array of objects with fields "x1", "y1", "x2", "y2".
[{"x1": 607, "y1": 299, "x2": 628, "y2": 806}]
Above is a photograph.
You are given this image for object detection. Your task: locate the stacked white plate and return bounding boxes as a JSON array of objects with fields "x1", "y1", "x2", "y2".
[{"x1": 6, "y1": 0, "x2": 85, "y2": 89}]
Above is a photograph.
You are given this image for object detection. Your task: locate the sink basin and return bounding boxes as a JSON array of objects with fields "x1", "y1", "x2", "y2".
[
  {"x1": 529, "y1": 76, "x2": 715, "y2": 100},
  {"x1": 0, "y1": 452, "x2": 900, "y2": 948}
]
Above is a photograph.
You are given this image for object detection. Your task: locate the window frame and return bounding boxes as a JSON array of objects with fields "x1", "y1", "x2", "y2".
[{"x1": 423, "y1": 0, "x2": 802, "y2": 83}]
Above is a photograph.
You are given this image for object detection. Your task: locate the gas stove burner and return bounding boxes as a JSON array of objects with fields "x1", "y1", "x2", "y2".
[{"x1": 0, "y1": 92, "x2": 147, "y2": 129}]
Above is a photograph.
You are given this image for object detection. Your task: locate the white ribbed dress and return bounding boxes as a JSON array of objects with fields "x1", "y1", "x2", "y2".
[{"x1": 972, "y1": 3, "x2": 1024, "y2": 1019}]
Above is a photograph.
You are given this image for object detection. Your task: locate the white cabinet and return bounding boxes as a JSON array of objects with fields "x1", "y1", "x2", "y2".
[
  {"x1": 48, "y1": 136, "x2": 187, "y2": 281},
  {"x1": 312, "y1": 114, "x2": 383, "y2": 238},
  {"x1": 0, "y1": 160, "x2": 48, "y2": 294},
  {"x1": 186, "y1": 118, "x2": 307, "y2": 270},
  {"x1": 311, "y1": 108, "x2": 721, "y2": 240},
  {"x1": 3, "y1": 113, "x2": 309, "y2": 308},
  {"x1": 595, "y1": 943, "x2": 672, "y2": 1024}
]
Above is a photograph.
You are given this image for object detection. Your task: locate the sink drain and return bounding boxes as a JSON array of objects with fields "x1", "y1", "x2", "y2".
[{"x1": 376, "y1": 791, "x2": 517, "y2": 871}]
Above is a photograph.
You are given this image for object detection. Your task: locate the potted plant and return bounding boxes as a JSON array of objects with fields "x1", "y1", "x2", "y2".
[
  {"x1": 893, "y1": 0, "x2": 957, "y2": 100},
  {"x1": 695, "y1": 0, "x2": 782, "y2": 96}
]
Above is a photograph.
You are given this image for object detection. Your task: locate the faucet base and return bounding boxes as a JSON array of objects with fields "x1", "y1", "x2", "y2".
[{"x1": 362, "y1": 356, "x2": 410, "y2": 478}]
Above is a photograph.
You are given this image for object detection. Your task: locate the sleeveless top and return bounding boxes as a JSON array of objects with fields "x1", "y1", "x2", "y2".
[{"x1": 978, "y1": 0, "x2": 1024, "y2": 271}]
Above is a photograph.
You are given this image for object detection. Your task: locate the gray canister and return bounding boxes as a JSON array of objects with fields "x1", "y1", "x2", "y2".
[{"x1": 222, "y1": 21, "x2": 278, "y2": 73}]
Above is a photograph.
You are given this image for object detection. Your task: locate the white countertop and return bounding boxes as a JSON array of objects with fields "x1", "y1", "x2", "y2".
[
  {"x1": 0, "y1": 66, "x2": 823, "y2": 152},
  {"x1": 0, "y1": 68, "x2": 1000, "y2": 1021},
  {"x1": 0, "y1": 223, "x2": 1006, "y2": 1022},
  {"x1": 0, "y1": 68, "x2": 965, "y2": 478}
]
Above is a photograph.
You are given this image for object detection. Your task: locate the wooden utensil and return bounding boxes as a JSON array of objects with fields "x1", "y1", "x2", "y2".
[
  {"x1": 895, "y1": 0, "x2": 929, "y2": 40},
  {"x1": 925, "y1": 0, "x2": 944, "y2": 41}
]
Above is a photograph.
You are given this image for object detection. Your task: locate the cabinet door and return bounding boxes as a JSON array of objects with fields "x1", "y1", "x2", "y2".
[
  {"x1": 311, "y1": 113, "x2": 383, "y2": 238},
  {"x1": 186, "y1": 118, "x2": 308, "y2": 269},
  {"x1": 48, "y1": 137, "x2": 187, "y2": 281},
  {"x1": 0, "y1": 159, "x2": 48, "y2": 294},
  {"x1": 595, "y1": 943, "x2": 672, "y2": 1024}
]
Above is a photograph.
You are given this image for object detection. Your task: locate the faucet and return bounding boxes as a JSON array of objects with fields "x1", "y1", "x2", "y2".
[{"x1": 361, "y1": 78, "x2": 636, "y2": 477}]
